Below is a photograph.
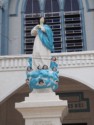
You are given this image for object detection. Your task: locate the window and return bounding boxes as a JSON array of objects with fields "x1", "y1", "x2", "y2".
[
  {"x1": 64, "y1": 0, "x2": 79, "y2": 11},
  {"x1": 24, "y1": 0, "x2": 40, "y2": 54},
  {"x1": 45, "y1": 0, "x2": 62, "y2": 53},
  {"x1": 64, "y1": 0, "x2": 84, "y2": 52},
  {"x1": 25, "y1": 0, "x2": 40, "y2": 14},
  {"x1": 45, "y1": 0, "x2": 59, "y2": 13},
  {"x1": 24, "y1": 0, "x2": 85, "y2": 54}
]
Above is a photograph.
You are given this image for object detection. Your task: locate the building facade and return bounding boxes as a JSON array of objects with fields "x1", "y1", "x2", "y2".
[{"x1": 0, "y1": 0, "x2": 94, "y2": 125}]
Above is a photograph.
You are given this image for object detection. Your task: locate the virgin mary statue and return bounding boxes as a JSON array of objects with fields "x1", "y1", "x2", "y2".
[{"x1": 31, "y1": 17, "x2": 54, "y2": 70}]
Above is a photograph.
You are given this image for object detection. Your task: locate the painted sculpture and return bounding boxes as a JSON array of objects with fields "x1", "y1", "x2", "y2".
[{"x1": 26, "y1": 17, "x2": 59, "y2": 91}]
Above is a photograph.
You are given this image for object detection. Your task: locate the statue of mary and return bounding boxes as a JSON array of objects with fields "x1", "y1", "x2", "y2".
[
  {"x1": 31, "y1": 17, "x2": 54, "y2": 70},
  {"x1": 26, "y1": 17, "x2": 59, "y2": 91}
]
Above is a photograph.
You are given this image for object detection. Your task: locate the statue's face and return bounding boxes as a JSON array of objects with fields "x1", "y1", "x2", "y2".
[{"x1": 40, "y1": 17, "x2": 44, "y2": 23}]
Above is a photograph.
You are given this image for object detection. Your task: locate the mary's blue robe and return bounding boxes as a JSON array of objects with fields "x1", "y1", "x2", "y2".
[{"x1": 38, "y1": 25, "x2": 54, "y2": 51}]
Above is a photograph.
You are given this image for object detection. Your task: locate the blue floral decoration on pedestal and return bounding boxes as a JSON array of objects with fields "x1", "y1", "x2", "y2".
[{"x1": 26, "y1": 57, "x2": 59, "y2": 91}]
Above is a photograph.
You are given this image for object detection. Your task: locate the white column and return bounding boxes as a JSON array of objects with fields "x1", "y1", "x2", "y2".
[{"x1": 15, "y1": 89, "x2": 68, "y2": 125}]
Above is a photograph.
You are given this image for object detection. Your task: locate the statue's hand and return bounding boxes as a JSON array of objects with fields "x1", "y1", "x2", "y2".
[
  {"x1": 41, "y1": 27, "x2": 45, "y2": 32},
  {"x1": 37, "y1": 25, "x2": 41, "y2": 29},
  {"x1": 37, "y1": 25, "x2": 45, "y2": 32}
]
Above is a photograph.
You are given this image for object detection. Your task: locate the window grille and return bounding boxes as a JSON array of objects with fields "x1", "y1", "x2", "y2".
[
  {"x1": 24, "y1": 0, "x2": 40, "y2": 54},
  {"x1": 24, "y1": 14, "x2": 41, "y2": 54},
  {"x1": 44, "y1": 0, "x2": 62, "y2": 53},
  {"x1": 64, "y1": 0, "x2": 84, "y2": 52},
  {"x1": 24, "y1": 0, "x2": 85, "y2": 54},
  {"x1": 44, "y1": 12, "x2": 62, "y2": 53}
]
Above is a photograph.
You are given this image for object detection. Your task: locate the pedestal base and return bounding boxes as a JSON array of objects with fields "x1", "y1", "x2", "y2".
[{"x1": 15, "y1": 89, "x2": 68, "y2": 125}]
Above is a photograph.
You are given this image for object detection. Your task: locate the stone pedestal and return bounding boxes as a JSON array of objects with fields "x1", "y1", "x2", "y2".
[{"x1": 15, "y1": 89, "x2": 68, "y2": 125}]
